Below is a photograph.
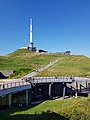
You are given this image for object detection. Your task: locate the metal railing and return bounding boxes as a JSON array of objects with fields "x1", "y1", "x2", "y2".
[
  {"x1": 0, "y1": 76, "x2": 75, "y2": 90},
  {"x1": 25, "y1": 76, "x2": 75, "y2": 83},
  {"x1": 0, "y1": 81, "x2": 29, "y2": 90}
]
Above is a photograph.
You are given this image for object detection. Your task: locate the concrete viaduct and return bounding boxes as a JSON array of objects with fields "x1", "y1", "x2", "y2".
[
  {"x1": 0, "y1": 76, "x2": 90, "y2": 109},
  {"x1": 0, "y1": 58, "x2": 90, "y2": 109}
]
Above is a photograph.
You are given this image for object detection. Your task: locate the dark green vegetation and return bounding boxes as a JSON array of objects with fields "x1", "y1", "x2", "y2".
[
  {"x1": 0, "y1": 97, "x2": 90, "y2": 120},
  {"x1": 0, "y1": 49, "x2": 90, "y2": 78}
]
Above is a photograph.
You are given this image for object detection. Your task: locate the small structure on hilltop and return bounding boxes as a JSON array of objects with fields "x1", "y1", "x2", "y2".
[
  {"x1": 60, "y1": 51, "x2": 71, "y2": 55},
  {"x1": 37, "y1": 49, "x2": 47, "y2": 53},
  {"x1": 48, "y1": 51, "x2": 71, "y2": 56},
  {"x1": 65, "y1": 51, "x2": 71, "y2": 55},
  {"x1": 36, "y1": 49, "x2": 47, "y2": 55}
]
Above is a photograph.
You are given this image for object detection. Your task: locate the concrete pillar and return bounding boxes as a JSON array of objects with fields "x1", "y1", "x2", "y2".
[
  {"x1": 63, "y1": 86, "x2": 66, "y2": 99},
  {"x1": 86, "y1": 80, "x2": 87, "y2": 90},
  {"x1": 9, "y1": 93, "x2": 12, "y2": 108},
  {"x1": 80, "y1": 84, "x2": 82, "y2": 92},
  {"x1": 26, "y1": 89, "x2": 29, "y2": 106},
  {"x1": 75, "y1": 90, "x2": 78, "y2": 99},
  {"x1": 70, "y1": 86, "x2": 73, "y2": 96},
  {"x1": 76, "y1": 80, "x2": 78, "y2": 91},
  {"x1": 49, "y1": 83, "x2": 53, "y2": 97},
  {"x1": 29, "y1": 90, "x2": 32, "y2": 104}
]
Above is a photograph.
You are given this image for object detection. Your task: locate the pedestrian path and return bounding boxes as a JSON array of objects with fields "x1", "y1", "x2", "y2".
[{"x1": 22, "y1": 58, "x2": 62, "y2": 79}]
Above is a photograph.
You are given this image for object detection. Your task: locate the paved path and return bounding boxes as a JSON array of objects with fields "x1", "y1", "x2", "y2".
[
  {"x1": 22, "y1": 58, "x2": 62, "y2": 79},
  {"x1": 0, "y1": 58, "x2": 62, "y2": 85}
]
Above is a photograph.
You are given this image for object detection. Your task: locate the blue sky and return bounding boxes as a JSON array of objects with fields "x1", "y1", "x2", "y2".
[{"x1": 0, "y1": 0, "x2": 90, "y2": 57}]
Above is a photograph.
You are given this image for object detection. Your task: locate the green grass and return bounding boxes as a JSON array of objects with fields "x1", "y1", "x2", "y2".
[
  {"x1": 1, "y1": 49, "x2": 90, "y2": 78},
  {"x1": 37, "y1": 55, "x2": 90, "y2": 77},
  {"x1": 0, "y1": 97, "x2": 90, "y2": 120},
  {"x1": 0, "y1": 49, "x2": 60, "y2": 78}
]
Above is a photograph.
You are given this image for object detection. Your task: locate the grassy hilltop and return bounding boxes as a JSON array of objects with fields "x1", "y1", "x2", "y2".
[
  {"x1": 0, "y1": 49, "x2": 60, "y2": 78},
  {"x1": 0, "y1": 49, "x2": 90, "y2": 78},
  {"x1": 0, "y1": 97, "x2": 90, "y2": 120}
]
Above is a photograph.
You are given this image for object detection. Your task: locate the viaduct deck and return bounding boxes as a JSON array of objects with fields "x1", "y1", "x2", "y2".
[
  {"x1": 0, "y1": 81, "x2": 31, "y2": 97},
  {"x1": 0, "y1": 76, "x2": 90, "y2": 109},
  {"x1": 25, "y1": 76, "x2": 75, "y2": 84},
  {"x1": 0, "y1": 76, "x2": 90, "y2": 97},
  {"x1": 0, "y1": 76, "x2": 74, "y2": 96}
]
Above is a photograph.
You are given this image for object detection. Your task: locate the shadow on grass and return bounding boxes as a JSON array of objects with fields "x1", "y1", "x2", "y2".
[
  {"x1": 0, "y1": 105, "x2": 36, "y2": 120},
  {"x1": 0, "y1": 106, "x2": 68, "y2": 120},
  {"x1": 10, "y1": 111, "x2": 68, "y2": 120}
]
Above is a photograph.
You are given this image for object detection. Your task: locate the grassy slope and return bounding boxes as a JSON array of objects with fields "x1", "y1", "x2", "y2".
[
  {"x1": 1, "y1": 49, "x2": 90, "y2": 78},
  {"x1": 0, "y1": 49, "x2": 60, "y2": 78},
  {"x1": 37, "y1": 55, "x2": 90, "y2": 77},
  {"x1": 0, "y1": 97, "x2": 90, "y2": 120}
]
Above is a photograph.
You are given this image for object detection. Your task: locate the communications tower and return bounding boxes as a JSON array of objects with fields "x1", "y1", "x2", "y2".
[{"x1": 28, "y1": 18, "x2": 36, "y2": 51}]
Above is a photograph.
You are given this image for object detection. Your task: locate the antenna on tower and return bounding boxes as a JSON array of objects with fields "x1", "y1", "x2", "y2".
[
  {"x1": 28, "y1": 18, "x2": 36, "y2": 52},
  {"x1": 30, "y1": 18, "x2": 33, "y2": 45}
]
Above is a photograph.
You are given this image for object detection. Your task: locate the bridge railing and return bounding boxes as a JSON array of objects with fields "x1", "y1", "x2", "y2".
[
  {"x1": 30, "y1": 76, "x2": 74, "y2": 80},
  {"x1": 0, "y1": 76, "x2": 75, "y2": 90},
  {"x1": 0, "y1": 81, "x2": 29, "y2": 90},
  {"x1": 25, "y1": 76, "x2": 75, "y2": 83}
]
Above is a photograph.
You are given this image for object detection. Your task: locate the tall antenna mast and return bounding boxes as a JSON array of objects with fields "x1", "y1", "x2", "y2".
[
  {"x1": 29, "y1": 18, "x2": 36, "y2": 51},
  {"x1": 30, "y1": 18, "x2": 33, "y2": 46}
]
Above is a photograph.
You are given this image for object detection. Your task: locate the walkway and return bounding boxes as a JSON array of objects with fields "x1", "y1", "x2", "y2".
[
  {"x1": 22, "y1": 58, "x2": 62, "y2": 79},
  {"x1": 0, "y1": 80, "x2": 31, "y2": 96}
]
